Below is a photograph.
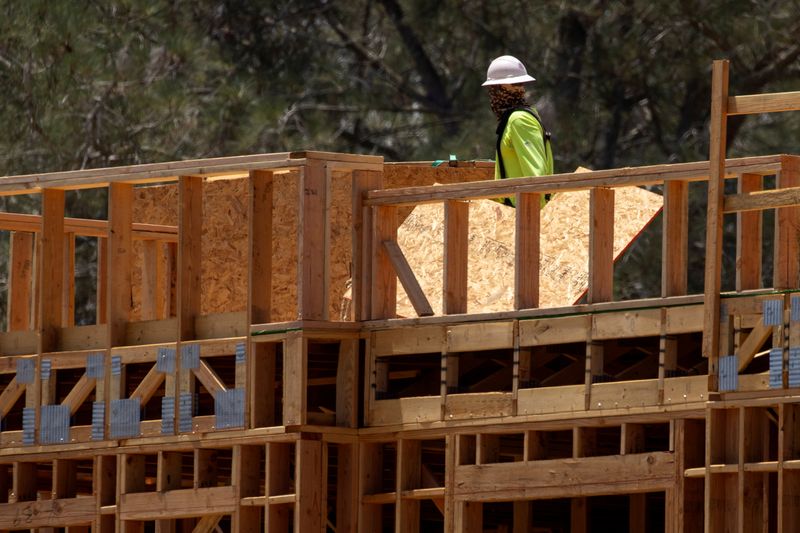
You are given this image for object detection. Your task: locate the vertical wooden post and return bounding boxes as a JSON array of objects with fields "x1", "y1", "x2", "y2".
[
  {"x1": 177, "y1": 176, "x2": 202, "y2": 433},
  {"x1": 703, "y1": 59, "x2": 730, "y2": 391},
  {"x1": 337, "y1": 443, "x2": 359, "y2": 533},
  {"x1": 249, "y1": 342, "x2": 276, "y2": 428},
  {"x1": 283, "y1": 332, "x2": 307, "y2": 426},
  {"x1": 177, "y1": 176, "x2": 202, "y2": 341},
  {"x1": 35, "y1": 189, "x2": 65, "y2": 444},
  {"x1": 295, "y1": 439, "x2": 323, "y2": 532},
  {"x1": 359, "y1": 443, "x2": 383, "y2": 533},
  {"x1": 141, "y1": 240, "x2": 170, "y2": 321},
  {"x1": 8, "y1": 231, "x2": 34, "y2": 331},
  {"x1": 588, "y1": 187, "x2": 614, "y2": 304},
  {"x1": 298, "y1": 160, "x2": 329, "y2": 320},
  {"x1": 444, "y1": 200, "x2": 469, "y2": 315},
  {"x1": 663, "y1": 180, "x2": 688, "y2": 297},
  {"x1": 352, "y1": 170, "x2": 383, "y2": 321},
  {"x1": 96, "y1": 237, "x2": 108, "y2": 324},
  {"x1": 396, "y1": 439, "x2": 421, "y2": 533},
  {"x1": 515, "y1": 192, "x2": 541, "y2": 310},
  {"x1": 63, "y1": 232, "x2": 75, "y2": 327},
  {"x1": 107, "y1": 183, "x2": 133, "y2": 346},
  {"x1": 371, "y1": 206, "x2": 398, "y2": 319},
  {"x1": 39, "y1": 189, "x2": 65, "y2": 353},
  {"x1": 248, "y1": 170, "x2": 275, "y2": 429},
  {"x1": 233, "y1": 445, "x2": 262, "y2": 532},
  {"x1": 248, "y1": 170, "x2": 274, "y2": 326},
  {"x1": 336, "y1": 338, "x2": 359, "y2": 428},
  {"x1": 94, "y1": 455, "x2": 116, "y2": 533},
  {"x1": 774, "y1": 157, "x2": 800, "y2": 290},
  {"x1": 454, "y1": 501, "x2": 482, "y2": 533},
  {"x1": 736, "y1": 174, "x2": 763, "y2": 291}
]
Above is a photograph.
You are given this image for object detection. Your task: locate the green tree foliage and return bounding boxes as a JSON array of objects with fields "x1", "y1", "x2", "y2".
[{"x1": 1, "y1": 0, "x2": 800, "y2": 320}]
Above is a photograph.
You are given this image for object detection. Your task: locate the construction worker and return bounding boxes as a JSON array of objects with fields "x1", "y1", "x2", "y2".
[{"x1": 483, "y1": 55, "x2": 554, "y2": 207}]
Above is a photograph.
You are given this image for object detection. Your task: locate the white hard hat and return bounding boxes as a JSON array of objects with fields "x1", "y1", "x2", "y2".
[{"x1": 482, "y1": 55, "x2": 535, "y2": 86}]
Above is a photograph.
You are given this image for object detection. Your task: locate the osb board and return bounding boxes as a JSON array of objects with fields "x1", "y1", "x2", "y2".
[
  {"x1": 395, "y1": 186, "x2": 663, "y2": 316},
  {"x1": 130, "y1": 165, "x2": 492, "y2": 321}
]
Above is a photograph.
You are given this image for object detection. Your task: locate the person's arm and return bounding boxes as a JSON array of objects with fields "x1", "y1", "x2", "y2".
[{"x1": 507, "y1": 113, "x2": 549, "y2": 177}]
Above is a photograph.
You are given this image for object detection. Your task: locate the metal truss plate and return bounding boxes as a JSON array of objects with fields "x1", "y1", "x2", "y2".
[
  {"x1": 110, "y1": 398, "x2": 141, "y2": 439},
  {"x1": 769, "y1": 348, "x2": 784, "y2": 389},
  {"x1": 40, "y1": 404, "x2": 70, "y2": 444},
  {"x1": 40, "y1": 359, "x2": 52, "y2": 381},
  {"x1": 157, "y1": 347, "x2": 176, "y2": 373},
  {"x1": 86, "y1": 352, "x2": 105, "y2": 378},
  {"x1": 790, "y1": 347, "x2": 800, "y2": 389},
  {"x1": 719, "y1": 354, "x2": 738, "y2": 392},
  {"x1": 763, "y1": 299, "x2": 783, "y2": 327},
  {"x1": 235, "y1": 342, "x2": 246, "y2": 365},
  {"x1": 22, "y1": 407, "x2": 35, "y2": 445},
  {"x1": 111, "y1": 355, "x2": 122, "y2": 376},
  {"x1": 161, "y1": 396, "x2": 175, "y2": 435},
  {"x1": 91, "y1": 401, "x2": 105, "y2": 440},
  {"x1": 181, "y1": 343, "x2": 200, "y2": 370},
  {"x1": 16, "y1": 358, "x2": 34, "y2": 384},
  {"x1": 178, "y1": 393, "x2": 194, "y2": 433},
  {"x1": 215, "y1": 388, "x2": 245, "y2": 429}
]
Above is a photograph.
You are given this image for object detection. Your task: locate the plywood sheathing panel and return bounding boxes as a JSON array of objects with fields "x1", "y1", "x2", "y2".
[
  {"x1": 130, "y1": 165, "x2": 493, "y2": 321},
  {"x1": 396, "y1": 186, "x2": 663, "y2": 316}
]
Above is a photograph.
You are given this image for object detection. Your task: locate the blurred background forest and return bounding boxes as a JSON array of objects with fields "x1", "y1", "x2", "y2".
[{"x1": 1, "y1": 0, "x2": 800, "y2": 324}]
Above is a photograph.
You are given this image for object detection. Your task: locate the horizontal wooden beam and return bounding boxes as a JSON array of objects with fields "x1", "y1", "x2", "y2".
[
  {"x1": 0, "y1": 497, "x2": 95, "y2": 528},
  {"x1": 724, "y1": 186, "x2": 800, "y2": 213},
  {"x1": 0, "y1": 212, "x2": 177, "y2": 241},
  {"x1": 365, "y1": 156, "x2": 785, "y2": 207},
  {"x1": 119, "y1": 486, "x2": 237, "y2": 520},
  {"x1": 727, "y1": 91, "x2": 800, "y2": 116},
  {"x1": 454, "y1": 452, "x2": 675, "y2": 501}
]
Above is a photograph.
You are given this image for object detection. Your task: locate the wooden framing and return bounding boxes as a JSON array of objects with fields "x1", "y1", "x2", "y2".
[{"x1": 0, "y1": 64, "x2": 799, "y2": 529}]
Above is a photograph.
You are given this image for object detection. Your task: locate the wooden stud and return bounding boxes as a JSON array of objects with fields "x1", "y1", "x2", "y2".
[
  {"x1": 11, "y1": 462, "x2": 36, "y2": 502},
  {"x1": 396, "y1": 439, "x2": 421, "y2": 533},
  {"x1": 571, "y1": 497, "x2": 587, "y2": 533},
  {"x1": 513, "y1": 501, "x2": 531, "y2": 533},
  {"x1": 371, "y1": 205, "x2": 398, "y2": 319},
  {"x1": 107, "y1": 183, "x2": 134, "y2": 346},
  {"x1": 53, "y1": 459, "x2": 77, "y2": 499},
  {"x1": 63, "y1": 232, "x2": 75, "y2": 327},
  {"x1": 444, "y1": 199, "x2": 469, "y2": 315},
  {"x1": 194, "y1": 449, "x2": 218, "y2": 489},
  {"x1": 336, "y1": 339, "x2": 359, "y2": 428},
  {"x1": 178, "y1": 176, "x2": 202, "y2": 341},
  {"x1": 588, "y1": 187, "x2": 614, "y2": 304},
  {"x1": 295, "y1": 439, "x2": 323, "y2": 532},
  {"x1": 248, "y1": 169, "x2": 274, "y2": 326},
  {"x1": 736, "y1": 174, "x2": 763, "y2": 291},
  {"x1": 703, "y1": 59, "x2": 730, "y2": 391},
  {"x1": 454, "y1": 501, "x2": 482, "y2": 533},
  {"x1": 141, "y1": 240, "x2": 169, "y2": 321},
  {"x1": 298, "y1": 160, "x2": 330, "y2": 320},
  {"x1": 359, "y1": 442, "x2": 383, "y2": 533},
  {"x1": 283, "y1": 331, "x2": 307, "y2": 426},
  {"x1": 233, "y1": 445, "x2": 262, "y2": 532},
  {"x1": 249, "y1": 342, "x2": 276, "y2": 428},
  {"x1": 352, "y1": 169, "x2": 383, "y2": 321},
  {"x1": 337, "y1": 443, "x2": 359, "y2": 533},
  {"x1": 8, "y1": 231, "x2": 34, "y2": 331},
  {"x1": 39, "y1": 188, "x2": 65, "y2": 353},
  {"x1": 515, "y1": 192, "x2": 541, "y2": 310},
  {"x1": 774, "y1": 157, "x2": 800, "y2": 289},
  {"x1": 662, "y1": 180, "x2": 688, "y2": 297},
  {"x1": 96, "y1": 237, "x2": 107, "y2": 325}
]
